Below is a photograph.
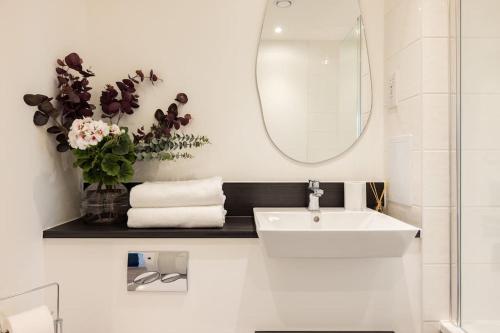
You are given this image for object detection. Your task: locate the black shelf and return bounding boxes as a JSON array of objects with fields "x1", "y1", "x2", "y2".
[{"x1": 43, "y1": 216, "x2": 257, "y2": 239}]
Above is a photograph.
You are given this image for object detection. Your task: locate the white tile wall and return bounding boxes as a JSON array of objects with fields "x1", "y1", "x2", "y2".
[
  {"x1": 387, "y1": 202, "x2": 422, "y2": 228},
  {"x1": 423, "y1": 264, "x2": 451, "y2": 321},
  {"x1": 386, "y1": 96, "x2": 422, "y2": 150},
  {"x1": 398, "y1": 40, "x2": 423, "y2": 100},
  {"x1": 462, "y1": 0, "x2": 500, "y2": 38},
  {"x1": 462, "y1": 263, "x2": 500, "y2": 320},
  {"x1": 422, "y1": 151, "x2": 450, "y2": 207},
  {"x1": 462, "y1": 207, "x2": 500, "y2": 264},
  {"x1": 422, "y1": 38, "x2": 449, "y2": 93},
  {"x1": 385, "y1": 0, "x2": 452, "y2": 330},
  {"x1": 462, "y1": 94, "x2": 500, "y2": 150},
  {"x1": 384, "y1": 0, "x2": 422, "y2": 59},
  {"x1": 422, "y1": 0, "x2": 449, "y2": 37},
  {"x1": 462, "y1": 38, "x2": 500, "y2": 94},
  {"x1": 423, "y1": 207, "x2": 451, "y2": 264},
  {"x1": 422, "y1": 94, "x2": 450, "y2": 150},
  {"x1": 462, "y1": 150, "x2": 500, "y2": 206}
]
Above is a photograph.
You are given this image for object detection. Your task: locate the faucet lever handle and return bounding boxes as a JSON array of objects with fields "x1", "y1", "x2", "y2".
[{"x1": 308, "y1": 180, "x2": 320, "y2": 189}]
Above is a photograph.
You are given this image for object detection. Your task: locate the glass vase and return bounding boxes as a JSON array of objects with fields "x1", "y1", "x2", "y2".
[{"x1": 81, "y1": 183, "x2": 129, "y2": 224}]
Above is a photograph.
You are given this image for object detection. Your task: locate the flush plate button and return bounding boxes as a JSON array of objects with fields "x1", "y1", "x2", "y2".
[{"x1": 127, "y1": 251, "x2": 188, "y2": 292}]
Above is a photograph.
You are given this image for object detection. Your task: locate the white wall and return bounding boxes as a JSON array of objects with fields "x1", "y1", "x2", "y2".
[
  {"x1": 0, "y1": 0, "x2": 86, "y2": 313},
  {"x1": 45, "y1": 238, "x2": 422, "y2": 333},
  {"x1": 83, "y1": 0, "x2": 385, "y2": 181}
]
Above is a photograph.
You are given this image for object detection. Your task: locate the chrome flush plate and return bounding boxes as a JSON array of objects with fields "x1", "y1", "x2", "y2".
[{"x1": 127, "y1": 251, "x2": 188, "y2": 292}]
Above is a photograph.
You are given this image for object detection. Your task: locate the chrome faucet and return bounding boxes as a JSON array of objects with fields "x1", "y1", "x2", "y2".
[{"x1": 308, "y1": 180, "x2": 324, "y2": 212}]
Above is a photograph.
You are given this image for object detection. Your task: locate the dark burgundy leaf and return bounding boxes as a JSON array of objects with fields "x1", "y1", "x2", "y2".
[
  {"x1": 81, "y1": 108, "x2": 93, "y2": 117},
  {"x1": 166, "y1": 112, "x2": 175, "y2": 121},
  {"x1": 64, "y1": 53, "x2": 83, "y2": 70},
  {"x1": 79, "y1": 92, "x2": 91, "y2": 101},
  {"x1": 56, "y1": 143, "x2": 70, "y2": 152},
  {"x1": 136, "y1": 70, "x2": 144, "y2": 81},
  {"x1": 56, "y1": 133, "x2": 67, "y2": 143},
  {"x1": 121, "y1": 91, "x2": 132, "y2": 102},
  {"x1": 179, "y1": 117, "x2": 189, "y2": 126},
  {"x1": 33, "y1": 111, "x2": 49, "y2": 126},
  {"x1": 168, "y1": 103, "x2": 178, "y2": 115},
  {"x1": 162, "y1": 127, "x2": 171, "y2": 136},
  {"x1": 63, "y1": 118, "x2": 74, "y2": 129},
  {"x1": 154, "y1": 109, "x2": 165, "y2": 121},
  {"x1": 107, "y1": 102, "x2": 121, "y2": 114},
  {"x1": 57, "y1": 59, "x2": 65, "y2": 66},
  {"x1": 57, "y1": 76, "x2": 68, "y2": 86},
  {"x1": 23, "y1": 94, "x2": 47, "y2": 106},
  {"x1": 123, "y1": 79, "x2": 135, "y2": 88},
  {"x1": 67, "y1": 91, "x2": 80, "y2": 103},
  {"x1": 116, "y1": 81, "x2": 127, "y2": 91},
  {"x1": 47, "y1": 126, "x2": 61, "y2": 134},
  {"x1": 175, "y1": 93, "x2": 188, "y2": 104},
  {"x1": 173, "y1": 122, "x2": 180, "y2": 130},
  {"x1": 121, "y1": 101, "x2": 133, "y2": 114},
  {"x1": 38, "y1": 100, "x2": 55, "y2": 114}
]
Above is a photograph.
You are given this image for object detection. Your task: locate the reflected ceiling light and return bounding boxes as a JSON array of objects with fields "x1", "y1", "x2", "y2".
[
  {"x1": 274, "y1": 26, "x2": 283, "y2": 34},
  {"x1": 275, "y1": 0, "x2": 292, "y2": 8}
]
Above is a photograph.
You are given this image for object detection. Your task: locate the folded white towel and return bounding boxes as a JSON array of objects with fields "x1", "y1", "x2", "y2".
[
  {"x1": 127, "y1": 206, "x2": 226, "y2": 228},
  {"x1": 130, "y1": 177, "x2": 225, "y2": 208}
]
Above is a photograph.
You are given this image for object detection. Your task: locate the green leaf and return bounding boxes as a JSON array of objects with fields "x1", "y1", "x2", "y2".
[
  {"x1": 101, "y1": 154, "x2": 121, "y2": 176},
  {"x1": 112, "y1": 136, "x2": 130, "y2": 155},
  {"x1": 118, "y1": 161, "x2": 134, "y2": 182}
]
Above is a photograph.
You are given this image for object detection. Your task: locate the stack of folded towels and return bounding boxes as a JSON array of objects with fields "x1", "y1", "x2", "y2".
[{"x1": 127, "y1": 177, "x2": 226, "y2": 228}]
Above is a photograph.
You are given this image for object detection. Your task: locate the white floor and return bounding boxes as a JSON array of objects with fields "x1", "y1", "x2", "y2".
[
  {"x1": 462, "y1": 321, "x2": 500, "y2": 333},
  {"x1": 441, "y1": 320, "x2": 500, "y2": 333}
]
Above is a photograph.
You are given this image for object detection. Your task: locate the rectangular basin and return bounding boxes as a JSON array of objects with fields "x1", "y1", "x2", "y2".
[{"x1": 254, "y1": 208, "x2": 420, "y2": 258}]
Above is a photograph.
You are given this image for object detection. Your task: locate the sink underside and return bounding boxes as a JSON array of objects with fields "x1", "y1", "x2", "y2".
[{"x1": 254, "y1": 208, "x2": 420, "y2": 258}]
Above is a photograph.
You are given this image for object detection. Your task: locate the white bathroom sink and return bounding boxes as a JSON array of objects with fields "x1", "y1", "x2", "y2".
[{"x1": 253, "y1": 208, "x2": 420, "y2": 258}]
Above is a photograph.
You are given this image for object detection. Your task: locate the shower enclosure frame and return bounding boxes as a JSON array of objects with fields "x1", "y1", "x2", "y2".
[{"x1": 451, "y1": 0, "x2": 462, "y2": 327}]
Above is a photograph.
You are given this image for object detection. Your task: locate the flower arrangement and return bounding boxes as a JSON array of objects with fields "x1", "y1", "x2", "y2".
[
  {"x1": 23, "y1": 52, "x2": 209, "y2": 223},
  {"x1": 23, "y1": 52, "x2": 209, "y2": 186}
]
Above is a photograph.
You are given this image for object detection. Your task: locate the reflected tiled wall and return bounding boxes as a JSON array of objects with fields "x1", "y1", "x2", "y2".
[
  {"x1": 460, "y1": 0, "x2": 500, "y2": 326},
  {"x1": 384, "y1": 1, "x2": 451, "y2": 332}
]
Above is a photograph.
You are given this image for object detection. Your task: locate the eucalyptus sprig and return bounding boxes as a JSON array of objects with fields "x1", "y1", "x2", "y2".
[{"x1": 136, "y1": 133, "x2": 210, "y2": 161}]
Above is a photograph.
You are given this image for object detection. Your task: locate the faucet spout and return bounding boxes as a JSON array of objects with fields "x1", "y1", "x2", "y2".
[{"x1": 308, "y1": 180, "x2": 324, "y2": 212}]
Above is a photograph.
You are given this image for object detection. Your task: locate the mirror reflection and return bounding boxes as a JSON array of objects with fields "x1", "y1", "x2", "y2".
[{"x1": 257, "y1": 0, "x2": 372, "y2": 163}]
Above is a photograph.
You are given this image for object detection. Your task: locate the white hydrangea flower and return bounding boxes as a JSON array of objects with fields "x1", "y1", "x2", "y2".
[
  {"x1": 109, "y1": 124, "x2": 121, "y2": 136},
  {"x1": 68, "y1": 117, "x2": 117, "y2": 150}
]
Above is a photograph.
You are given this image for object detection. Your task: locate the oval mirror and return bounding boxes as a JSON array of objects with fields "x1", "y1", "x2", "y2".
[{"x1": 257, "y1": 0, "x2": 372, "y2": 163}]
